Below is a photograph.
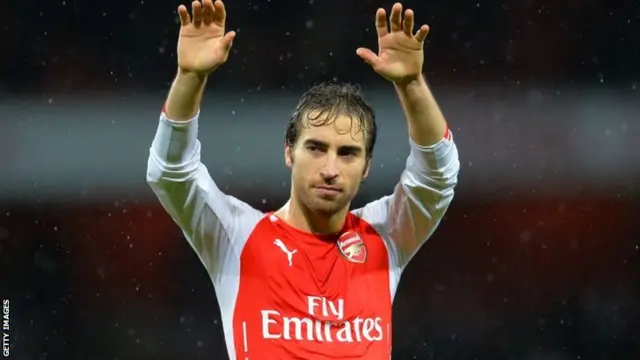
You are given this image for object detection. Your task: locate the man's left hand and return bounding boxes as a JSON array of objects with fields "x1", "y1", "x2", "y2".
[{"x1": 357, "y1": 3, "x2": 429, "y2": 85}]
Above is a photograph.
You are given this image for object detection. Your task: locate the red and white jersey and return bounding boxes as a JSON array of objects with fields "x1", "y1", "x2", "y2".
[{"x1": 146, "y1": 110, "x2": 460, "y2": 360}]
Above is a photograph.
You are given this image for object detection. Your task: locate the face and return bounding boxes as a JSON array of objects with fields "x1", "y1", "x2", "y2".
[{"x1": 285, "y1": 113, "x2": 371, "y2": 216}]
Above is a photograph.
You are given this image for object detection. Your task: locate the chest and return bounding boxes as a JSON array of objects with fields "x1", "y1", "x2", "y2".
[{"x1": 238, "y1": 224, "x2": 393, "y2": 322}]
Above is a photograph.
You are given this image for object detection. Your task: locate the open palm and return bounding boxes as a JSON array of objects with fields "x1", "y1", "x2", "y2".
[
  {"x1": 357, "y1": 3, "x2": 429, "y2": 84},
  {"x1": 176, "y1": 0, "x2": 236, "y2": 74}
]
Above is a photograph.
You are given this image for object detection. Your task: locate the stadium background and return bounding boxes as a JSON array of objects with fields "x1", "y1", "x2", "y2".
[{"x1": 1, "y1": 0, "x2": 639, "y2": 358}]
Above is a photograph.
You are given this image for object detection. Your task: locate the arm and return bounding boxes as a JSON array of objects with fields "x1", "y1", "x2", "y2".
[
  {"x1": 146, "y1": 0, "x2": 261, "y2": 280},
  {"x1": 147, "y1": 110, "x2": 263, "y2": 279},
  {"x1": 354, "y1": 116, "x2": 459, "y2": 269},
  {"x1": 355, "y1": 3, "x2": 460, "y2": 269}
]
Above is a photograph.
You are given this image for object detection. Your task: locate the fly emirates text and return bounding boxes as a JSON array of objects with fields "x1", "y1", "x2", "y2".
[{"x1": 259, "y1": 296, "x2": 384, "y2": 343}]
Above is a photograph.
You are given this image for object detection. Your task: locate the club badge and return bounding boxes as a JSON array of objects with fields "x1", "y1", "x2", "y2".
[{"x1": 337, "y1": 231, "x2": 367, "y2": 263}]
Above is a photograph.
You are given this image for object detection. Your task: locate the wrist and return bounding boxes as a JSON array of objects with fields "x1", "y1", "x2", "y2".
[
  {"x1": 176, "y1": 68, "x2": 208, "y2": 84},
  {"x1": 393, "y1": 74, "x2": 426, "y2": 90}
]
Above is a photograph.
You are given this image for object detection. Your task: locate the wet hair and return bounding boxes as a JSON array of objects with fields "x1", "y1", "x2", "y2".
[{"x1": 284, "y1": 82, "x2": 378, "y2": 159}]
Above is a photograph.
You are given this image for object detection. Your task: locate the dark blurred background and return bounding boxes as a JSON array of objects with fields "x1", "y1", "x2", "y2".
[{"x1": 1, "y1": 0, "x2": 639, "y2": 359}]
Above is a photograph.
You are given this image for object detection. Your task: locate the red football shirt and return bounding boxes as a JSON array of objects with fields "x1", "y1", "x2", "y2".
[{"x1": 147, "y1": 110, "x2": 460, "y2": 360}]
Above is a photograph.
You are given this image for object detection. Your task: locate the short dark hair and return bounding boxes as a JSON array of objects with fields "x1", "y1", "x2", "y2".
[{"x1": 284, "y1": 82, "x2": 378, "y2": 159}]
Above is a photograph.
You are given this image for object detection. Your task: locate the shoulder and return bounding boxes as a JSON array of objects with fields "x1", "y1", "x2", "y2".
[{"x1": 344, "y1": 211, "x2": 394, "y2": 265}]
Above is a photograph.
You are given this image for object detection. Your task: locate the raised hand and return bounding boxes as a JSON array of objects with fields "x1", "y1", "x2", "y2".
[
  {"x1": 356, "y1": 3, "x2": 429, "y2": 84},
  {"x1": 176, "y1": 0, "x2": 236, "y2": 75}
]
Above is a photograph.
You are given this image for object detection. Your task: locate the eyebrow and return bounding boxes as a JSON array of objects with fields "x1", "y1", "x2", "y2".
[{"x1": 303, "y1": 139, "x2": 363, "y2": 154}]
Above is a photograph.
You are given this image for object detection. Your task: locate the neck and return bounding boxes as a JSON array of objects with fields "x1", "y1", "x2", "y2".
[{"x1": 276, "y1": 196, "x2": 349, "y2": 235}]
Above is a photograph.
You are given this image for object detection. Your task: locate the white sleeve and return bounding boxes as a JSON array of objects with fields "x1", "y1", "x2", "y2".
[
  {"x1": 353, "y1": 130, "x2": 460, "y2": 271},
  {"x1": 146, "y1": 110, "x2": 263, "y2": 283}
]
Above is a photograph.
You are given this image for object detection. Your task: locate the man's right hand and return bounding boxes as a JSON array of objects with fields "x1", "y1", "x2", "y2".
[
  {"x1": 163, "y1": 0, "x2": 234, "y2": 121},
  {"x1": 177, "y1": 0, "x2": 235, "y2": 75}
]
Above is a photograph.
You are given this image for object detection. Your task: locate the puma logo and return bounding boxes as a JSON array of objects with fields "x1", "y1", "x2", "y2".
[{"x1": 274, "y1": 239, "x2": 297, "y2": 267}]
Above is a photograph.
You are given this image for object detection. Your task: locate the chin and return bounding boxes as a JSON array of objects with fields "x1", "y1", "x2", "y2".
[{"x1": 306, "y1": 196, "x2": 350, "y2": 216}]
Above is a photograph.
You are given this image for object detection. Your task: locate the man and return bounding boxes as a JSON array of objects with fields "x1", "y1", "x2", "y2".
[{"x1": 146, "y1": 0, "x2": 460, "y2": 359}]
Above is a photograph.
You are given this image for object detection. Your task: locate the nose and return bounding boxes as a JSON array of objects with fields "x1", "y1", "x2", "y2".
[{"x1": 319, "y1": 155, "x2": 339, "y2": 182}]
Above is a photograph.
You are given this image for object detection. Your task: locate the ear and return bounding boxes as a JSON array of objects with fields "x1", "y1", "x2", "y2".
[
  {"x1": 363, "y1": 158, "x2": 371, "y2": 179},
  {"x1": 285, "y1": 144, "x2": 293, "y2": 168}
]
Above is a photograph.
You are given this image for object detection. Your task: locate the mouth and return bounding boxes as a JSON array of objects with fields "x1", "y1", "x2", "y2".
[{"x1": 313, "y1": 186, "x2": 342, "y2": 195}]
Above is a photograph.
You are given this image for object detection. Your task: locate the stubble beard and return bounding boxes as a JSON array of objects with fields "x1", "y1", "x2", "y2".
[
  {"x1": 302, "y1": 190, "x2": 351, "y2": 217},
  {"x1": 291, "y1": 174, "x2": 353, "y2": 218}
]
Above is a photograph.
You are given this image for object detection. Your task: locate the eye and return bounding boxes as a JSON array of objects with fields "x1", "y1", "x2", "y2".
[
  {"x1": 338, "y1": 148, "x2": 360, "y2": 158},
  {"x1": 307, "y1": 145, "x2": 324, "y2": 153}
]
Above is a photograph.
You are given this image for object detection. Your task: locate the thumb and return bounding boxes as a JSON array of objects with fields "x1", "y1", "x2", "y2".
[
  {"x1": 222, "y1": 31, "x2": 236, "y2": 49},
  {"x1": 356, "y1": 48, "x2": 379, "y2": 67}
]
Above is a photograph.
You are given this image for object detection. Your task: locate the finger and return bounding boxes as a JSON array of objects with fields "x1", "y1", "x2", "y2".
[
  {"x1": 202, "y1": 0, "x2": 215, "y2": 24},
  {"x1": 192, "y1": 1, "x2": 203, "y2": 25},
  {"x1": 177, "y1": 5, "x2": 191, "y2": 26},
  {"x1": 414, "y1": 24, "x2": 430, "y2": 43},
  {"x1": 356, "y1": 48, "x2": 379, "y2": 67},
  {"x1": 374, "y1": 8, "x2": 388, "y2": 38},
  {"x1": 389, "y1": 3, "x2": 402, "y2": 32},
  {"x1": 222, "y1": 31, "x2": 236, "y2": 49},
  {"x1": 402, "y1": 9, "x2": 414, "y2": 36},
  {"x1": 213, "y1": 0, "x2": 227, "y2": 27}
]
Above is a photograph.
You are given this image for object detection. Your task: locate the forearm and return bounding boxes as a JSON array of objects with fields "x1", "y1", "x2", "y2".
[
  {"x1": 164, "y1": 70, "x2": 208, "y2": 121},
  {"x1": 394, "y1": 76, "x2": 448, "y2": 147}
]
